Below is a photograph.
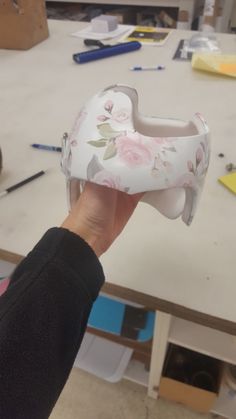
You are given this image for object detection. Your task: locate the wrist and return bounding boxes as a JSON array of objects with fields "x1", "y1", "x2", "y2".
[
  {"x1": 75, "y1": 228, "x2": 102, "y2": 257},
  {"x1": 61, "y1": 220, "x2": 102, "y2": 257}
]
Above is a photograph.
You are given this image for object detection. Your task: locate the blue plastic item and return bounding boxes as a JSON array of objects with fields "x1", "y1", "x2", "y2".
[
  {"x1": 73, "y1": 41, "x2": 142, "y2": 64},
  {"x1": 88, "y1": 295, "x2": 155, "y2": 342}
]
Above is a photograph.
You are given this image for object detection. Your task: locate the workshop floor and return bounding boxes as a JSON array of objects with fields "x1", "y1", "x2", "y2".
[{"x1": 50, "y1": 368, "x2": 212, "y2": 419}]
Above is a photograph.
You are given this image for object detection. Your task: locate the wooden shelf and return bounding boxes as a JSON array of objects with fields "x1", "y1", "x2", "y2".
[
  {"x1": 169, "y1": 317, "x2": 236, "y2": 364},
  {"x1": 46, "y1": 0, "x2": 195, "y2": 29},
  {"x1": 47, "y1": 0, "x2": 193, "y2": 8}
]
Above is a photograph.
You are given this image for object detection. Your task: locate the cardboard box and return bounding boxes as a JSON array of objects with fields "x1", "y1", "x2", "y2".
[
  {"x1": 158, "y1": 10, "x2": 176, "y2": 27},
  {"x1": 178, "y1": 10, "x2": 189, "y2": 23},
  {"x1": 159, "y1": 344, "x2": 222, "y2": 413},
  {"x1": 159, "y1": 377, "x2": 218, "y2": 413},
  {"x1": 0, "y1": 0, "x2": 49, "y2": 50}
]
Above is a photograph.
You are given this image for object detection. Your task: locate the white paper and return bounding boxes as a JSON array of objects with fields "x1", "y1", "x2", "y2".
[
  {"x1": 203, "y1": 0, "x2": 216, "y2": 16},
  {"x1": 71, "y1": 24, "x2": 134, "y2": 41}
]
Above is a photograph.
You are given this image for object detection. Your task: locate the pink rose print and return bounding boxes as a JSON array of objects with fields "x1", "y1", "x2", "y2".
[
  {"x1": 104, "y1": 100, "x2": 114, "y2": 113},
  {"x1": 151, "y1": 155, "x2": 172, "y2": 176},
  {"x1": 97, "y1": 100, "x2": 118, "y2": 121},
  {"x1": 116, "y1": 133, "x2": 155, "y2": 168},
  {"x1": 70, "y1": 140, "x2": 77, "y2": 147},
  {"x1": 187, "y1": 160, "x2": 194, "y2": 173},
  {"x1": 112, "y1": 108, "x2": 130, "y2": 123},
  {"x1": 97, "y1": 115, "x2": 109, "y2": 122},
  {"x1": 175, "y1": 172, "x2": 197, "y2": 189},
  {"x1": 97, "y1": 103, "x2": 130, "y2": 124},
  {"x1": 93, "y1": 169, "x2": 121, "y2": 189},
  {"x1": 196, "y1": 147, "x2": 203, "y2": 166},
  {"x1": 153, "y1": 137, "x2": 174, "y2": 145},
  {"x1": 187, "y1": 145, "x2": 208, "y2": 177}
]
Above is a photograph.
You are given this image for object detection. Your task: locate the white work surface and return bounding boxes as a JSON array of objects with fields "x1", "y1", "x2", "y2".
[{"x1": 0, "y1": 20, "x2": 236, "y2": 334}]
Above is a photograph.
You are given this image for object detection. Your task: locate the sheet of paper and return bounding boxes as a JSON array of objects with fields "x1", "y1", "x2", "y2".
[
  {"x1": 71, "y1": 24, "x2": 133, "y2": 41},
  {"x1": 192, "y1": 54, "x2": 236, "y2": 78},
  {"x1": 121, "y1": 26, "x2": 171, "y2": 46},
  {"x1": 218, "y1": 172, "x2": 236, "y2": 195}
]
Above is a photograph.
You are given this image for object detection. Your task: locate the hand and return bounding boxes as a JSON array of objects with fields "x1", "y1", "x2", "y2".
[{"x1": 61, "y1": 182, "x2": 143, "y2": 257}]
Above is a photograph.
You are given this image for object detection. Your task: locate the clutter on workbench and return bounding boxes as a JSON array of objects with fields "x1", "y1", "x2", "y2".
[{"x1": 173, "y1": 33, "x2": 220, "y2": 61}]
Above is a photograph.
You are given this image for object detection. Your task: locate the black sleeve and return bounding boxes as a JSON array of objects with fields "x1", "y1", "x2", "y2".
[{"x1": 0, "y1": 227, "x2": 105, "y2": 419}]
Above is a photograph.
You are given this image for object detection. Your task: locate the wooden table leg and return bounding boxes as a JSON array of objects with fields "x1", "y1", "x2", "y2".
[{"x1": 148, "y1": 311, "x2": 171, "y2": 398}]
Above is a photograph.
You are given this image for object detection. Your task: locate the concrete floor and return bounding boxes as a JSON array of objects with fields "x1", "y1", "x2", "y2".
[{"x1": 50, "y1": 368, "x2": 212, "y2": 419}]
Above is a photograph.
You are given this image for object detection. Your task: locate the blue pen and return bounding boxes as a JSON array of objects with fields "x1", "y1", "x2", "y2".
[
  {"x1": 73, "y1": 41, "x2": 142, "y2": 64},
  {"x1": 130, "y1": 65, "x2": 165, "y2": 71},
  {"x1": 31, "y1": 144, "x2": 62, "y2": 152}
]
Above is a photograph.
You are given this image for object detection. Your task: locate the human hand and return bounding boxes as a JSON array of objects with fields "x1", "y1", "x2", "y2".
[{"x1": 61, "y1": 182, "x2": 143, "y2": 257}]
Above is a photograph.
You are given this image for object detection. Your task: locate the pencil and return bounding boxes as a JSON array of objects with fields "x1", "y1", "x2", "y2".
[
  {"x1": 0, "y1": 170, "x2": 46, "y2": 198},
  {"x1": 31, "y1": 144, "x2": 62, "y2": 152}
]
